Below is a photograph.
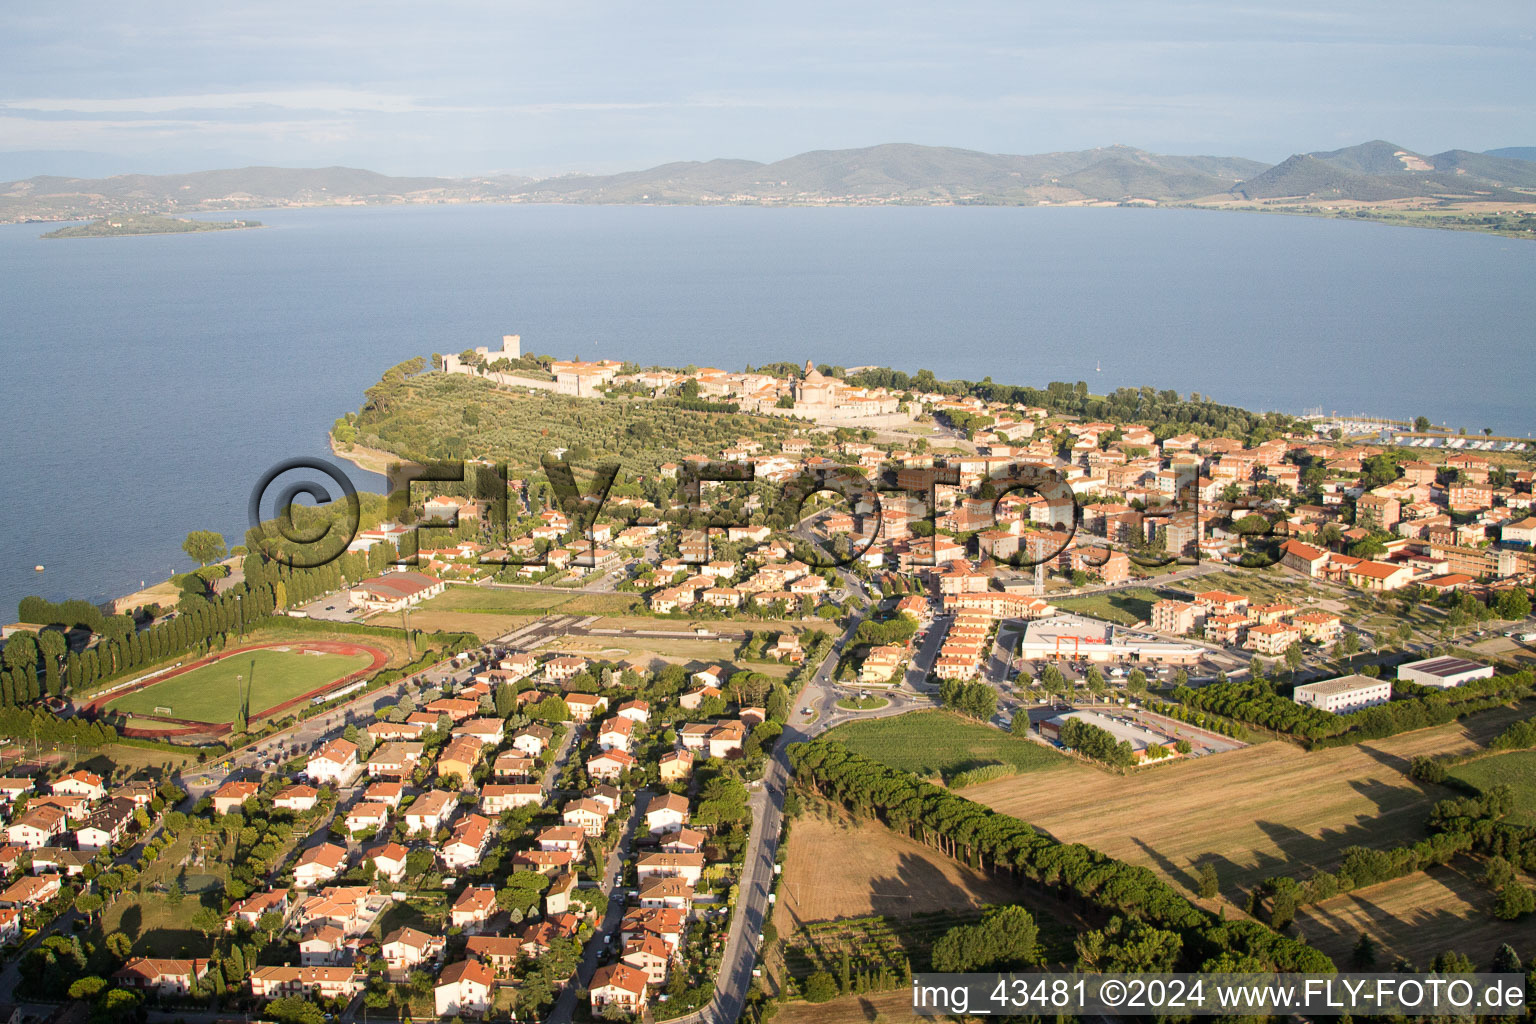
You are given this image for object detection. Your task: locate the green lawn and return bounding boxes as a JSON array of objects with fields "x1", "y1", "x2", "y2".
[
  {"x1": 1450, "y1": 750, "x2": 1536, "y2": 826},
  {"x1": 106, "y1": 647, "x2": 374, "y2": 724},
  {"x1": 826, "y1": 710, "x2": 1068, "y2": 781},
  {"x1": 101, "y1": 892, "x2": 209, "y2": 958},
  {"x1": 1051, "y1": 587, "x2": 1163, "y2": 626}
]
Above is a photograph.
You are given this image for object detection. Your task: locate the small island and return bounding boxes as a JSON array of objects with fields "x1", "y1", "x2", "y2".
[{"x1": 41, "y1": 212, "x2": 262, "y2": 238}]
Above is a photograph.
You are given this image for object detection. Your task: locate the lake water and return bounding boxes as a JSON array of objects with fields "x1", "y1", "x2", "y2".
[{"x1": 1, "y1": 204, "x2": 1532, "y2": 616}]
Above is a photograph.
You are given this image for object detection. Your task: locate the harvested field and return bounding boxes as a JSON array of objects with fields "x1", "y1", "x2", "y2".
[
  {"x1": 1292, "y1": 860, "x2": 1532, "y2": 968},
  {"x1": 963, "y1": 703, "x2": 1533, "y2": 905},
  {"x1": 776, "y1": 808, "x2": 1018, "y2": 930},
  {"x1": 388, "y1": 609, "x2": 536, "y2": 640},
  {"x1": 774, "y1": 989, "x2": 922, "y2": 1024}
]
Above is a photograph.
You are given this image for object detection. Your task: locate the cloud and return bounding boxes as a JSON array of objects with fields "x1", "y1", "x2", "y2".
[{"x1": 1, "y1": 89, "x2": 466, "y2": 116}]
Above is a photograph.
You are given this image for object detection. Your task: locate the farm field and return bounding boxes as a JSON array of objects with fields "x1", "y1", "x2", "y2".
[
  {"x1": 775, "y1": 807, "x2": 1019, "y2": 928},
  {"x1": 553, "y1": 636, "x2": 790, "y2": 674},
  {"x1": 774, "y1": 988, "x2": 923, "y2": 1024},
  {"x1": 422, "y1": 585, "x2": 641, "y2": 616},
  {"x1": 105, "y1": 645, "x2": 376, "y2": 725},
  {"x1": 1292, "y1": 861, "x2": 1531, "y2": 968},
  {"x1": 825, "y1": 710, "x2": 1070, "y2": 781},
  {"x1": 386, "y1": 609, "x2": 537, "y2": 640},
  {"x1": 963, "y1": 702, "x2": 1532, "y2": 906},
  {"x1": 1450, "y1": 749, "x2": 1536, "y2": 825},
  {"x1": 1050, "y1": 586, "x2": 1164, "y2": 625}
]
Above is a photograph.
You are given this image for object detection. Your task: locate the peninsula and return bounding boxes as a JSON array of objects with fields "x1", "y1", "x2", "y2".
[{"x1": 41, "y1": 211, "x2": 261, "y2": 238}]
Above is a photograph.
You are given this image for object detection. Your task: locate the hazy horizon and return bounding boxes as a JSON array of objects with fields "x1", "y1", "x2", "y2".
[{"x1": 3, "y1": 0, "x2": 1533, "y2": 181}]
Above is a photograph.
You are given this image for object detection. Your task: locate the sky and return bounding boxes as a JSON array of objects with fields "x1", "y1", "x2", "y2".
[{"x1": 1, "y1": 0, "x2": 1532, "y2": 179}]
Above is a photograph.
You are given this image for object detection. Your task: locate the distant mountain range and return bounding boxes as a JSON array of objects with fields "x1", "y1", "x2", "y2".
[{"x1": 2, "y1": 140, "x2": 1532, "y2": 223}]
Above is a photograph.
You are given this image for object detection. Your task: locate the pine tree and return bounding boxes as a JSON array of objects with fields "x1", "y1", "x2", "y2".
[{"x1": 1350, "y1": 931, "x2": 1377, "y2": 969}]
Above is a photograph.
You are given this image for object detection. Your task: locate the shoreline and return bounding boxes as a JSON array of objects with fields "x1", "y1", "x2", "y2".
[{"x1": 6, "y1": 198, "x2": 1532, "y2": 241}]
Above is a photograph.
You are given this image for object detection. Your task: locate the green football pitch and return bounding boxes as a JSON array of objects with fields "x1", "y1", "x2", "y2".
[{"x1": 105, "y1": 647, "x2": 375, "y2": 725}]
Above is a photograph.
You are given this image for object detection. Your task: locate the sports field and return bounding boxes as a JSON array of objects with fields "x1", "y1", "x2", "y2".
[
  {"x1": 105, "y1": 644, "x2": 377, "y2": 725},
  {"x1": 825, "y1": 710, "x2": 1070, "y2": 781}
]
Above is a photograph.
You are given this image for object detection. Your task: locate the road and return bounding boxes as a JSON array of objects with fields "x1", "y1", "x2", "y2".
[
  {"x1": 546, "y1": 793, "x2": 645, "y2": 1024},
  {"x1": 661, "y1": 595, "x2": 936, "y2": 1024}
]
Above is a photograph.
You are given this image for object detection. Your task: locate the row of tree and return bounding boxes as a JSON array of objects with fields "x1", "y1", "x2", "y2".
[{"x1": 1174, "y1": 670, "x2": 1536, "y2": 747}]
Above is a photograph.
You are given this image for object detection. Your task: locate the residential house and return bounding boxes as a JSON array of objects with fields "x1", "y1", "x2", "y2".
[
  {"x1": 363, "y1": 842, "x2": 410, "y2": 884},
  {"x1": 463, "y1": 935, "x2": 523, "y2": 977},
  {"x1": 5, "y1": 806, "x2": 65, "y2": 849},
  {"x1": 510, "y1": 724, "x2": 554, "y2": 757},
  {"x1": 561, "y1": 798, "x2": 610, "y2": 838},
  {"x1": 645, "y1": 793, "x2": 690, "y2": 835},
  {"x1": 75, "y1": 798, "x2": 139, "y2": 851},
  {"x1": 343, "y1": 803, "x2": 389, "y2": 837},
  {"x1": 225, "y1": 889, "x2": 290, "y2": 931},
  {"x1": 622, "y1": 935, "x2": 672, "y2": 987},
  {"x1": 0, "y1": 873, "x2": 60, "y2": 907},
  {"x1": 436, "y1": 735, "x2": 483, "y2": 784},
  {"x1": 51, "y1": 770, "x2": 106, "y2": 803},
  {"x1": 249, "y1": 966, "x2": 365, "y2": 1001},
  {"x1": 293, "y1": 843, "x2": 348, "y2": 888},
  {"x1": 480, "y1": 784, "x2": 543, "y2": 815},
  {"x1": 448, "y1": 886, "x2": 497, "y2": 932},
  {"x1": 587, "y1": 749, "x2": 636, "y2": 781},
  {"x1": 536, "y1": 825, "x2": 585, "y2": 854},
  {"x1": 404, "y1": 790, "x2": 457, "y2": 835},
  {"x1": 590, "y1": 963, "x2": 649, "y2": 1014},
  {"x1": 596, "y1": 716, "x2": 634, "y2": 752},
  {"x1": 492, "y1": 752, "x2": 539, "y2": 781},
  {"x1": 210, "y1": 780, "x2": 259, "y2": 815},
  {"x1": 661, "y1": 828, "x2": 707, "y2": 854},
  {"x1": 363, "y1": 781, "x2": 405, "y2": 808},
  {"x1": 273, "y1": 785, "x2": 320, "y2": 813},
  {"x1": 658, "y1": 749, "x2": 694, "y2": 784},
  {"x1": 113, "y1": 957, "x2": 209, "y2": 995},
  {"x1": 636, "y1": 851, "x2": 705, "y2": 886},
  {"x1": 441, "y1": 815, "x2": 492, "y2": 871},
  {"x1": 638, "y1": 876, "x2": 694, "y2": 910},
  {"x1": 298, "y1": 922, "x2": 346, "y2": 966},
  {"x1": 367, "y1": 742, "x2": 425, "y2": 780},
  {"x1": 381, "y1": 926, "x2": 443, "y2": 971},
  {"x1": 511, "y1": 849, "x2": 574, "y2": 876},
  {"x1": 614, "y1": 699, "x2": 650, "y2": 724},
  {"x1": 307, "y1": 739, "x2": 363, "y2": 787}
]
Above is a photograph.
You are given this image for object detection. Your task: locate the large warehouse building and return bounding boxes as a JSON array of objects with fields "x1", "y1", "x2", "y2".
[
  {"x1": 1016, "y1": 617, "x2": 1204, "y2": 666},
  {"x1": 1293, "y1": 674, "x2": 1393, "y2": 714},
  {"x1": 1396, "y1": 656, "x2": 1495, "y2": 689}
]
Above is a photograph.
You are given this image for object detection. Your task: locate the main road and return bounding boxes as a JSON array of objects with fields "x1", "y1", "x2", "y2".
[{"x1": 662, "y1": 600, "x2": 930, "y2": 1024}]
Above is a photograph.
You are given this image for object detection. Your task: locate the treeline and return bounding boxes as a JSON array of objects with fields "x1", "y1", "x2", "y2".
[
  {"x1": 938, "y1": 680, "x2": 997, "y2": 721},
  {"x1": 842, "y1": 368, "x2": 1303, "y2": 441},
  {"x1": 931, "y1": 905, "x2": 1039, "y2": 972},
  {"x1": 1145, "y1": 698, "x2": 1247, "y2": 740},
  {"x1": 853, "y1": 613, "x2": 918, "y2": 648},
  {"x1": 791, "y1": 740, "x2": 1334, "y2": 972},
  {"x1": 1058, "y1": 717, "x2": 1138, "y2": 768},
  {"x1": 1255, "y1": 833, "x2": 1477, "y2": 928},
  {"x1": 1174, "y1": 671, "x2": 1536, "y2": 746},
  {"x1": 1255, "y1": 786, "x2": 1534, "y2": 928},
  {"x1": 0, "y1": 706, "x2": 116, "y2": 748},
  {"x1": 1172, "y1": 680, "x2": 1337, "y2": 739}
]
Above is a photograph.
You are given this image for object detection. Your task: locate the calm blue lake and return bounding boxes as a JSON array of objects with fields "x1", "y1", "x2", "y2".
[{"x1": 1, "y1": 203, "x2": 1531, "y2": 615}]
